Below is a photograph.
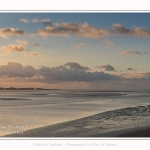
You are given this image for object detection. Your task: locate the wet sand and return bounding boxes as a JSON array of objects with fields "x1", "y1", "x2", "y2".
[
  {"x1": 118, "y1": 128, "x2": 150, "y2": 137},
  {"x1": 4, "y1": 105, "x2": 150, "y2": 137}
]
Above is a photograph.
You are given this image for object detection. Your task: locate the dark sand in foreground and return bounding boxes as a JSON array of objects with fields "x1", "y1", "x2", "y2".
[
  {"x1": 3, "y1": 105, "x2": 150, "y2": 137},
  {"x1": 118, "y1": 128, "x2": 150, "y2": 137}
]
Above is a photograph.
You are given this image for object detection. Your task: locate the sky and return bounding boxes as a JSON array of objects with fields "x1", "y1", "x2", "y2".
[{"x1": 0, "y1": 13, "x2": 150, "y2": 90}]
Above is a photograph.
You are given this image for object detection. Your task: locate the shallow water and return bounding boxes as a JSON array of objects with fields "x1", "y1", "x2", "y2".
[{"x1": 0, "y1": 90, "x2": 150, "y2": 136}]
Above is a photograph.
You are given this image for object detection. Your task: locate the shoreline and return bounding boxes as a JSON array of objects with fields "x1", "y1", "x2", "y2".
[{"x1": 3, "y1": 105, "x2": 150, "y2": 137}]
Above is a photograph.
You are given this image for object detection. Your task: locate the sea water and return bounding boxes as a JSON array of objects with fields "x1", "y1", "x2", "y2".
[{"x1": 0, "y1": 90, "x2": 150, "y2": 136}]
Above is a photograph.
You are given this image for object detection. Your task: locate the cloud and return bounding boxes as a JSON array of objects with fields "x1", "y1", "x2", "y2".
[
  {"x1": 18, "y1": 19, "x2": 150, "y2": 39},
  {"x1": 120, "y1": 51, "x2": 143, "y2": 56},
  {"x1": 32, "y1": 18, "x2": 39, "y2": 23},
  {"x1": 34, "y1": 43, "x2": 40, "y2": 48},
  {"x1": 0, "y1": 28, "x2": 25, "y2": 38},
  {"x1": 36, "y1": 22, "x2": 110, "y2": 38},
  {"x1": 112, "y1": 24, "x2": 150, "y2": 37},
  {"x1": 0, "y1": 62, "x2": 120, "y2": 83},
  {"x1": 74, "y1": 42, "x2": 85, "y2": 48},
  {"x1": 20, "y1": 18, "x2": 29, "y2": 23},
  {"x1": 125, "y1": 71, "x2": 150, "y2": 80},
  {"x1": 25, "y1": 53, "x2": 40, "y2": 56},
  {"x1": 32, "y1": 18, "x2": 52, "y2": 27},
  {"x1": 127, "y1": 68, "x2": 134, "y2": 71},
  {"x1": 0, "y1": 44, "x2": 26, "y2": 53},
  {"x1": 29, "y1": 33, "x2": 36, "y2": 37},
  {"x1": 101, "y1": 38, "x2": 114, "y2": 46},
  {"x1": 96, "y1": 64, "x2": 115, "y2": 71},
  {"x1": 112, "y1": 24, "x2": 130, "y2": 35},
  {"x1": 37, "y1": 65, "x2": 121, "y2": 83},
  {"x1": 0, "y1": 62, "x2": 150, "y2": 90},
  {"x1": 0, "y1": 62, "x2": 36, "y2": 78},
  {"x1": 41, "y1": 19, "x2": 52, "y2": 26},
  {"x1": 64, "y1": 62, "x2": 90, "y2": 71},
  {"x1": 35, "y1": 21, "x2": 150, "y2": 39},
  {"x1": 16, "y1": 40, "x2": 28, "y2": 45},
  {"x1": 135, "y1": 72, "x2": 150, "y2": 77}
]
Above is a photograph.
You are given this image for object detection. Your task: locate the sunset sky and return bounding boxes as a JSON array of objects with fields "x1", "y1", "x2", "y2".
[{"x1": 0, "y1": 13, "x2": 150, "y2": 90}]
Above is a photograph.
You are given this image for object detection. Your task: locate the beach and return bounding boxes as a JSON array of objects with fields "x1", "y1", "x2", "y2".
[
  {"x1": 118, "y1": 128, "x2": 150, "y2": 137},
  {"x1": 4, "y1": 105, "x2": 150, "y2": 137}
]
